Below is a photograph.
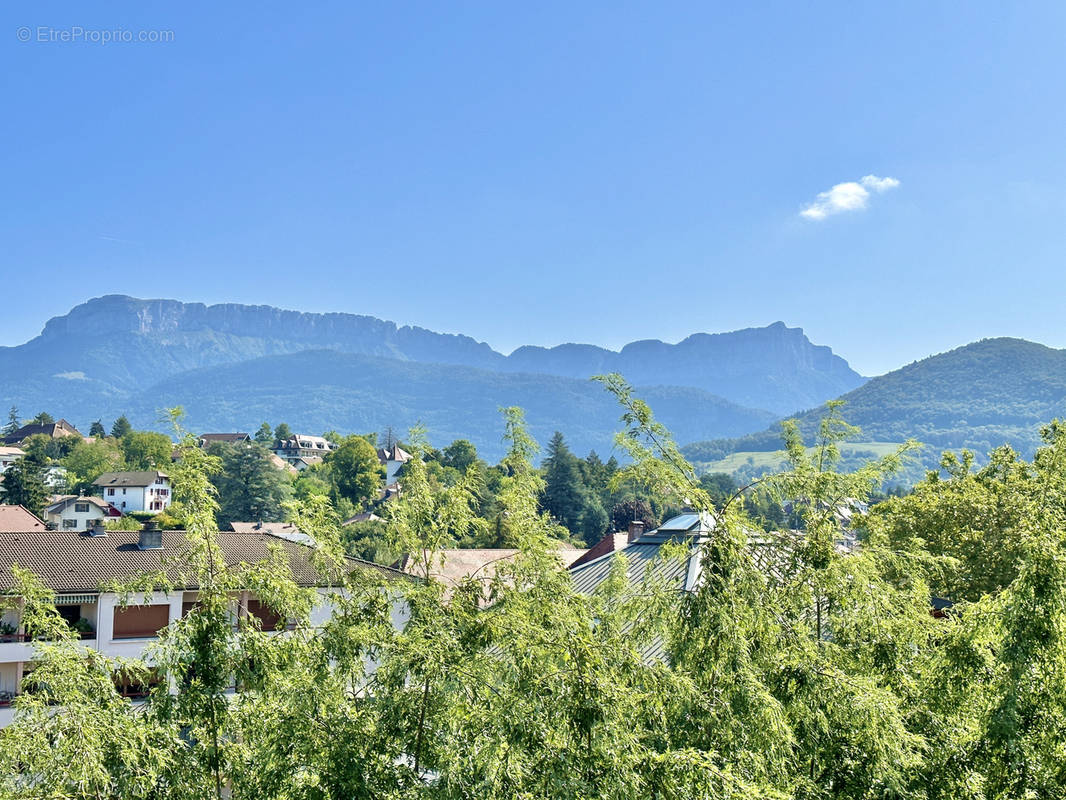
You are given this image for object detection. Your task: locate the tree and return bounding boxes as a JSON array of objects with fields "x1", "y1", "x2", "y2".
[
  {"x1": 210, "y1": 442, "x2": 292, "y2": 525},
  {"x1": 121, "y1": 431, "x2": 173, "y2": 470},
  {"x1": 254, "y1": 422, "x2": 274, "y2": 444},
  {"x1": 2, "y1": 406, "x2": 18, "y2": 436},
  {"x1": 88, "y1": 420, "x2": 106, "y2": 437},
  {"x1": 61, "y1": 438, "x2": 124, "y2": 493},
  {"x1": 440, "y1": 438, "x2": 478, "y2": 472},
  {"x1": 609, "y1": 498, "x2": 657, "y2": 532},
  {"x1": 540, "y1": 432, "x2": 585, "y2": 531},
  {"x1": 325, "y1": 435, "x2": 384, "y2": 506},
  {"x1": 578, "y1": 497, "x2": 609, "y2": 542},
  {"x1": 864, "y1": 446, "x2": 1031, "y2": 601},
  {"x1": 0, "y1": 453, "x2": 49, "y2": 516},
  {"x1": 273, "y1": 422, "x2": 292, "y2": 441},
  {"x1": 110, "y1": 415, "x2": 132, "y2": 438},
  {"x1": 31, "y1": 412, "x2": 55, "y2": 425}
]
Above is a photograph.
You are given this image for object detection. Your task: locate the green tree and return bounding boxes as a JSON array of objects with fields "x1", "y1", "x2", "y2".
[
  {"x1": 31, "y1": 411, "x2": 55, "y2": 425},
  {"x1": 440, "y1": 438, "x2": 478, "y2": 472},
  {"x1": 209, "y1": 442, "x2": 292, "y2": 525},
  {"x1": 273, "y1": 422, "x2": 292, "y2": 441},
  {"x1": 541, "y1": 432, "x2": 586, "y2": 533},
  {"x1": 864, "y1": 446, "x2": 1031, "y2": 601},
  {"x1": 609, "y1": 497, "x2": 657, "y2": 532},
  {"x1": 88, "y1": 420, "x2": 106, "y2": 437},
  {"x1": 110, "y1": 415, "x2": 132, "y2": 438},
  {"x1": 254, "y1": 422, "x2": 274, "y2": 444},
  {"x1": 60, "y1": 438, "x2": 124, "y2": 493},
  {"x1": 325, "y1": 434, "x2": 384, "y2": 507},
  {"x1": 0, "y1": 453, "x2": 49, "y2": 516},
  {"x1": 120, "y1": 431, "x2": 173, "y2": 470},
  {"x1": 2, "y1": 406, "x2": 18, "y2": 436}
]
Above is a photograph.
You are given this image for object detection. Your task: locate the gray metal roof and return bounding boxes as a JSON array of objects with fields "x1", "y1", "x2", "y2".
[{"x1": 569, "y1": 541, "x2": 692, "y2": 596}]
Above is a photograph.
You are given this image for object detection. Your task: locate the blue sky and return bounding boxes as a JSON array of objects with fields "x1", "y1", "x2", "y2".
[{"x1": 3, "y1": 1, "x2": 1064, "y2": 376}]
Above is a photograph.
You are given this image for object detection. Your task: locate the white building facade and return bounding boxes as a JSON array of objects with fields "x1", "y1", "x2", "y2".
[
  {"x1": 0, "y1": 524, "x2": 408, "y2": 727},
  {"x1": 92, "y1": 471, "x2": 173, "y2": 513}
]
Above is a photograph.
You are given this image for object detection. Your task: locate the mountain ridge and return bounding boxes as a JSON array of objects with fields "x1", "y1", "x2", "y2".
[
  {"x1": 6, "y1": 295, "x2": 865, "y2": 417},
  {"x1": 681, "y1": 337, "x2": 1066, "y2": 472},
  {"x1": 0, "y1": 295, "x2": 867, "y2": 458}
]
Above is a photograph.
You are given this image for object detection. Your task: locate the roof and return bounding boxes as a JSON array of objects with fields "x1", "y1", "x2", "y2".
[
  {"x1": 568, "y1": 513, "x2": 714, "y2": 596},
  {"x1": 198, "y1": 433, "x2": 251, "y2": 444},
  {"x1": 568, "y1": 513, "x2": 714, "y2": 662},
  {"x1": 275, "y1": 435, "x2": 335, "y2": 451},
  {"x1": 0, "y1": 529, "x2": 405, "y2": 594},
  {"x1": 0, "y1": 446, "x2": 25, "y2": 459},
  {"x1": 228, "y1": 521, "x2": 312, "y2": 544},
  {"x1": 377, "y1": 445, "x2": 412, "y2": 463},
  {"x1": 92, "y1": 471, "x2": 170, "y2": 488},
  {"x1": 2, "y1": 419, "x2": 79, "y2": 445},
  {"x1": 569, "y1": 532, "x2": 630, "y2": 569},
  {"x1": 267, "y1": 453, "x2": 298, "y2": 474},
  {"x1": 44, "y1": 495, "x2": 122, "y2": 516},
  {"x1": 397, "y1": 542, "x2": 586, "y2": 588},
  {"x1": 0, "y1": 506, "x2": 47, "y2": 533},
  {"x1": 343, "y1": 512, "x2": 383, "y2": 525}
]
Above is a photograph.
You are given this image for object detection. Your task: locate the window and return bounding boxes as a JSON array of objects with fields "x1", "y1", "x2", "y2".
[
  {"x1": 246, "y1": 599, "x2": 285, "y2": 632},
  {"x1": 107, "y1": 488, "x2": 115, "y2": 496},
  {"x1": 112, "y1": 605, "x2": 170, "y2": 639},
  {"x1": 74, "y1": 502, "x2": 89, "y2": 513},
  {"x1": 62, "y1": 519, "x2": 78, "y2": 529}
]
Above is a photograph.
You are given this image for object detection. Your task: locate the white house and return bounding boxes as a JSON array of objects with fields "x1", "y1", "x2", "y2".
[
  {"x1": 0, "y1": 523, "x2": 409, "y2": 726},
  {"x1": 92, "y1": 471, "x2": 172, "y2": 513},
  {"x1": 0, "y1": 447, "x2": 24, "y2": 474},
  {"x1": 43, "y1": 495, "x2": 123, "y2": 531},
  {"x1": 377, "y1": 444, "x2": 412, "y2": 485},
  {"x1": 273, "y1": 435, "x2": 337, "y2": 467}
]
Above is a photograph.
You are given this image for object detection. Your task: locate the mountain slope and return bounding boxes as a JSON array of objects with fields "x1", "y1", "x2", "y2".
[
  {"x1": 120, "y1": 351, "x2": 778, "y2": 461},
  {"x1": 682, "y1": 338, "x2": 1066, "y2": 468},
  {"x1": 505, "y1": 322, "x2": 864, "y2": 415},
  {"x1": 0, "y1": 296, "x2": 863, "y2": 418}
]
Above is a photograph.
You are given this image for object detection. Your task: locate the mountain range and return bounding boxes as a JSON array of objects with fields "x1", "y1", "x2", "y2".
[
  {"x1": 0, "y1": 296, "x2": 861, "y2": 460},
  {"x1": 682, "y1": 338, "x2": 1066, "y2": 475}
]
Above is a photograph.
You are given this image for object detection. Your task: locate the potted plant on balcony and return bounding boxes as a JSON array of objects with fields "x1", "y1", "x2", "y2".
[
  {"x1": 70, "y1": 617, "x2": 95, "y2": 638},
  {"x1": 0, "y1": 621, "x2": 16, "y2": 643}
]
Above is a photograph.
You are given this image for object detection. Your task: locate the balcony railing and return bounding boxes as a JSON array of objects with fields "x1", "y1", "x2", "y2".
[{"x1": 0, "y1": 631, "x2": 97, "y2": 643}]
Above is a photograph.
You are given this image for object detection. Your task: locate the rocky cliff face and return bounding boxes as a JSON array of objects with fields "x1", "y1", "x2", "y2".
[
  {"x1": 2, "y1": 296, "x2": 865, "y2": 431},
  {"x1": 506, "y1": 321, "x2": 863, "y2": 414},
  {"x1": 36, "y1": 295, "x2": 503, "y2": 368}
]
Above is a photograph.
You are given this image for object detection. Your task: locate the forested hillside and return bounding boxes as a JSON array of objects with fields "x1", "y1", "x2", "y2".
[{"x1": 683, "y1": 338, "x2": 1066, "y2": 473}]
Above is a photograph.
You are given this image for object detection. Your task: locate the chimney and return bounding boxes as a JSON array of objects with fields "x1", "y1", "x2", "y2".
[
  {"x1": 88, "y1": 520, "x2": 108, "y2": 537},
  {"x1": 138, "y1": 520, "x2": 162, "y2": 550},
  {"x1": 627, "y1": 520, "x2": 645, "y2": 542}
]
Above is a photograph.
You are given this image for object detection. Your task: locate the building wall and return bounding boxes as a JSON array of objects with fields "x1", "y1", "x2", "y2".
[
  {"x1": 98, "y1": 479, "x2": 171, "y2": 513},
  {"x1": 0, "y1": 584, "x2": 404, "y2": 728},
  {"x1": 46, "y1": 503, "x2": 108, "y2": 531}
]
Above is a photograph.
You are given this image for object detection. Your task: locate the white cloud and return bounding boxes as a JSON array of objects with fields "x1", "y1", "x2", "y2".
[{"x1": 800, "y1": 174, "x2": 900, "y2": 220}]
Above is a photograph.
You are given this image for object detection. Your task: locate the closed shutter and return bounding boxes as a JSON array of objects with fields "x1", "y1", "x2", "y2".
[{"x1": 112, "y1": 605, "x2": 170, "y2": 639}]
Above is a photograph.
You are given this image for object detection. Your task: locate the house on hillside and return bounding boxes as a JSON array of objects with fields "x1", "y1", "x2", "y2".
[
  {"x1": 273, "y1": 435, "x2": 337, "y2": 467},
  {"x1": 92, "y1": 471, "x2": 172, "y2": 513},
  {"x1": 2, "y1": 419, "x2": 81, "y2": 446},
  {"x1": 0, "y1": 520, "x2": 408, "y2": 725},
  {"x1": 0, "y1": 505, "x2": 47, "y2": 532},
  {"x1": 198, "y1": 433, "x2": 251, "y2": 447},
  {"x1": 44, "y1": 495, "x2": 123, "y2": 531},
  {"x1": 228, "y1": 520, "x2": 312, "y2": 545},
  {"x1": 395, "y1": 541, "x2": 587, "y2": 601},
  {"x1": 0, "y1": 448, "x2": 24, "y2": 473},
  {"x1": 377, "y1": 445, "x2": 412, "y2": 485}
]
